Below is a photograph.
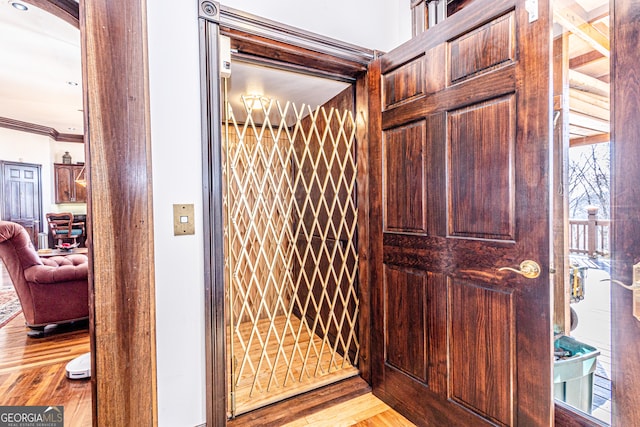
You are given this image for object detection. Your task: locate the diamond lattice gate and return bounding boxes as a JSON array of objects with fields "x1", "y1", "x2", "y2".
[{"x1": 223, "y1": 89, "x2": 360, "y2": 416}]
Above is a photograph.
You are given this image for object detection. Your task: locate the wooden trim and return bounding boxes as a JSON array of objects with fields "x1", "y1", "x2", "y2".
[
  {"x1": 22, "y1": 0, "x2": 79, "y2": 28},
  {"x1": 355, "y1": 72, "x2": 371, "y2": 384},
  {"x1": 80, "y1": 0, "x2": 157, "y2": 425},
  {"x1": 227, "y1": 377, "x2": 371, "y2": 427},
  {"x1": 210, "y1": 4, "x2": 374, "y2": 81},
  {"x1": 223, "y1": 28, "x2": 367, "y2": 81},
  {"x1": 0, "y1": 117, "x2": 84, "y2": 143},
  {"x1": 611, "y1": 0, "x2": 640, "y2": 425},
  {"x1": 367, "y1": 57, "x2": 384, "y2": 392},
  {"x1": 218, "y1": 5, "x2": 374, "y2": 66},
  {"x1": 555, "y1": 402, "x2": 606, "y2": 427},
  {"x1": 553, "y1": 33, "x2": 571, "y2": 335}
]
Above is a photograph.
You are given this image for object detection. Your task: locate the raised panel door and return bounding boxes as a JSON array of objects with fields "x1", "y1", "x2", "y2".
[{"x1": 369, "y1": 1, "x2": 552, "y2": 425}]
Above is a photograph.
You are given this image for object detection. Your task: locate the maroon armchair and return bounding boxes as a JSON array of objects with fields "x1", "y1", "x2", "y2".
[{"x1": 0, "y1": 221, "x2": 88, "y2": 332}]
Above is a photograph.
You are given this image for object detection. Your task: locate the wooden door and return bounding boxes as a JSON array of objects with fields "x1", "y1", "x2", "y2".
[
  {"x1": 368, "y1": 0, "x2": 552, "y2": 425},
  {"x1": 611, "y1": 1, "x2": 640, "y2": 424},
  {"x1": 1, "y1": 161, "x2": 42, "y2": 246}
]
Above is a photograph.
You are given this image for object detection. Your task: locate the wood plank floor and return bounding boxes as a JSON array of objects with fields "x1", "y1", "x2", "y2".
[
  {"x1": 0, "y1": 312, "x2": 91, "y2": 427},
  {"x1": 229, "y1": 376, "x2": 415, "y2": 427},
  {"x1": 231, "y1": 314, "x2": 359, "y2": 415},
  {"x1": 0, "y1": 263, "x2": 411, "y2": 426},
  {"x1": 282, "y1": 392, "x2": 415, "y2": 427},
  {"x1": 0, "y1": 312, "x2": 412, "y2": 427}
]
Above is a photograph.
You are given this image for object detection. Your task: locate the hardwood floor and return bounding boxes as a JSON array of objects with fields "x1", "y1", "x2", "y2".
[
  {"x1": 0, "y1": 312, "x2": 91, "y2": 426},
  {"x1": 0, "y1": 267, "x2": 409, "y2": 427},
  {"x1": 229, "y1": 376, "x2": 415, "y2": 427},
  {"x1": 282, "y1": 393, "x2": 415, "y2": 427},
  {"x1": 0, "y1": 311, "x2": 411, "y2": 427}
]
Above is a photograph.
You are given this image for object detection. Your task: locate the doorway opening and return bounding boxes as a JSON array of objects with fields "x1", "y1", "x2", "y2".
[
  {"x1": 552, "y1": 0, "x2": 611, "y2": 423},
  {"x1": 222, "y1": 61, "x2": 360, "y2": 417}
]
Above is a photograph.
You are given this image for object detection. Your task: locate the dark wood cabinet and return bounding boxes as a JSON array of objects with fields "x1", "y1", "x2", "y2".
[{"x1": 54, "y1": 163, "x2": 86, "y2": 203}]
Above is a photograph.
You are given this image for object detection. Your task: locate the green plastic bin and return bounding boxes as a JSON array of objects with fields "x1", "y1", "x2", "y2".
[{"x1": 554, "y1": 335, "x2": 600, "y2": 413}]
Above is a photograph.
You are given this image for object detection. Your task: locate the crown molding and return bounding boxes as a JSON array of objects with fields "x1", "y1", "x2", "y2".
[{"x1": 0, "y1": 116, "x2": 84, "y2": 143}]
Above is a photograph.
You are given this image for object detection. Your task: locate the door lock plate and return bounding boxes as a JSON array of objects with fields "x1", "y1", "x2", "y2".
[
  {"x1": 606, "y1": 262, "x2": 640, "y2": 321},
  {"x1": 633, "y1": 263, "x2": 640, "y2": 321}
]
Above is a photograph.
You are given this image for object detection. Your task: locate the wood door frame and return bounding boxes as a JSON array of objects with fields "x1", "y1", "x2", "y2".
[
  {"x1": 200, "y1": 4, "x2": 375, "y2": 424},
  {"x1": 555, "y1": 1, "x2": 640, "y2": 426},
  {"x1": 610, "y1": 0, "x2": 640, "y2": 425}
]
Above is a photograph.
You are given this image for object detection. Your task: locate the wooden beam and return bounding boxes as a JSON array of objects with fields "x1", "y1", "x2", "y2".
[
  {"x1": 569, "y1": 88, "x2": 609, "y2": 109},
  {"x1": 553, "y1": 5, "x2": 610, "y2": 57},
  {"x1": 569, "y1": 69, "x2": 610, "y2": 97},
  {"x1": 569, "y1": 110, "x2": 610, "y2": 133},
  {"x1": 569, "y1": 50, "x2": 605, "y2": 69},
  {"x1": 569, "y1": 133, "x2": 610, "y2": 147},
  {"x1": 569, "y1": 94, "x2": 609, "y2": 121},
  {"x1": 568, "y1": 126, "x2": 595, "y2": 138}
]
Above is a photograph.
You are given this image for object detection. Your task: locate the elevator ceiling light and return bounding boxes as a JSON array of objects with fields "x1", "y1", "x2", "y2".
[{"x1": 242, "y1": 94, "x2": 270, "y2": 112}]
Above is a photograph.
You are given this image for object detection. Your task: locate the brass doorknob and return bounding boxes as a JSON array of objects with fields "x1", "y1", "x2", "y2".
[{"x1": 498, "y1": 260, "x2": 541, "y2": 279}]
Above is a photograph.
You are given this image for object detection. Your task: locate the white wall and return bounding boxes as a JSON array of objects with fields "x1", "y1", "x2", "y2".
[
  {"x1": 227, "y1": 0, "x2": 411, "y2": 52},
  {"x1": 0, "y1": 128, "x2": 86, "y2": 223},
  {"x1": 146, "y1": 2, "x2": 206, "y2": 426},
  {"x1": 146, "y1": 2, "x2": 411, "y2": 426}
]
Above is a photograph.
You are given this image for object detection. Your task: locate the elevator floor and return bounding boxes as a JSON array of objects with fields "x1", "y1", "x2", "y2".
[{"x1": 229, "y1": 314, "x2": 359, "y2": 416}]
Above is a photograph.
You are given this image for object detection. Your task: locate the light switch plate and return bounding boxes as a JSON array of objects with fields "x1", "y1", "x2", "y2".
[{"x1": 173, "y1": 204, "x2": 195, "y2": 235}]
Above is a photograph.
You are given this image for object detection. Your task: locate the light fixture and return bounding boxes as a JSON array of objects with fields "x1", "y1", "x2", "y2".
[
  {"x1": 67, "y1": 81, "x2": 79, "y2": 87},
  {"x1": 74, "y1": 164, "x2": 87, "y2": 187},
  {"x1": 242, "y1": 94, "x2": 271, "y2": 112},
  {"x1": 11, "y1": 2, "x2": 28, "y2": 11}
]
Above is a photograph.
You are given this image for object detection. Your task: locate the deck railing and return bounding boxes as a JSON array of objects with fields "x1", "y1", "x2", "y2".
[{"x1": 569, "y1": 206, "x2": 610, "y2": 257}]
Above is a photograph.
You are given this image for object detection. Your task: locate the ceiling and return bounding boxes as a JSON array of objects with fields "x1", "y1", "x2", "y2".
[
  {"x1": 0, "y1": 0, "x2": 610, "y2": 143},
  {"x1": 226, "y1": 61, "x2": 350, "y2": 126},
  {"x1": 0, "y1": 0, "x2": 83, "y2": 134},
  {"x1": 0, "y1": 1, "x2": 349, "y2": 139}
]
